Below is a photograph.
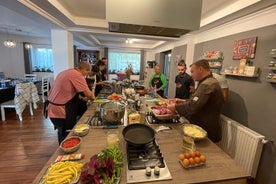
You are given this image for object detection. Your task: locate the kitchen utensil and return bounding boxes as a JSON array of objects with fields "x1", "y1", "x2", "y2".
[
  {"x1": 100, "y1": 101, "x2": 125, "y2": 124},
  {"x1": 122, "y1": 124, "x2": 155, "y2": 145}
]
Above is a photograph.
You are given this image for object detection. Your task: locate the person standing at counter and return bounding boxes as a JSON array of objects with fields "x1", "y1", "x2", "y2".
[
  {"x1": 46, "y1": 61, "x2": 95, "y2": 144},
  {"x1": 101, "y1": 57, "x2": 108, "y2": 80},
  {"x1": 148, "y1": 64, "x2": 167, "y2": 97},
  {"x1": 168, "y1": 59, "x2": 224, "y2": 142},
  {"x1": 94, "y1": 60, "x2": 111, "y2": 96},
  {"x1": 175, "y1": 60, "x2": 195, "y2": 99}
]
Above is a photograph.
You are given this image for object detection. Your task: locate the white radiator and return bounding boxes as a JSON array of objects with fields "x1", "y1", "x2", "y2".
[{"x1": 217, "y1": 115, "x2": 266, "y2": 178}]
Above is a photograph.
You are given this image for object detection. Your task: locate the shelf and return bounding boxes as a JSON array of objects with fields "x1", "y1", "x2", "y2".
[
  {"x1": 201, "y1": 57, "x2": 223, "y2": 61},
  {"x1": 264, "y1": 67, "x2": 276, "y2": 70},
  {"x1": 221, "y1": 72, "x2": 259, "y2": 78},
  {"x1": 265, "y1": 79, "x2": 276, "y2": 83}
]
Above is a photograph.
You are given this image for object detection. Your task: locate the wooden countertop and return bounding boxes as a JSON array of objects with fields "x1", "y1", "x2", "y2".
[{"x1": 33, "y1": 99, "x2": 249, "y2": 184}]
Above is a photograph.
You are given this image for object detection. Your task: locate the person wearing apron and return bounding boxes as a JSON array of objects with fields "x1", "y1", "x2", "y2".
[
  {"x1": 148, "y1": 65, "x2": 167, "y2": 98},
  {"x1": 94, "y1": 59, "x2": 111, "y2": 96},
  {"x1": 45, "y1": 62, "x2": 95, "y2": 144}
]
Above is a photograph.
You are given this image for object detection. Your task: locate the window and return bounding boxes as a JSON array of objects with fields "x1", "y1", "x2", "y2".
[
  {"x1": 31, "y1": 45, "x2": 53, "y2": 72},
  {"x1": 108, "y1": 50, "x2": 141, "y2": 74}
]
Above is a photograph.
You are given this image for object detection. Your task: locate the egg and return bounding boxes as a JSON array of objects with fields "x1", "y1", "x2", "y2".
[
  {"x1": 178, "y1": 153, "x2": 185, "y2": 161},
  {"x1": 195, "y1": 151, "x2": 201, "y2": 157},
  {"x1": 182, "y1": 159, "x2": 190, "y2": 167},
  {"x1": 200, "y1": 155, "x2": 206, "y2": 163},
  {"x1": 190, "y1": 151, "x2": 196, "y2": 158},
  {"x1": 194, "y1": 157, "x2": 201, "y2": 164},
  {"x1": 189, "y1": 157, "x2": 195, "y2": 165},
  {"x1": 184, "y1": 153, "x2": 191, "y2": 159}
]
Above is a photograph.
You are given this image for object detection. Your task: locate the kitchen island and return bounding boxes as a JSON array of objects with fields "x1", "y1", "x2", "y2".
[{"x1": 33, "y1": 99, "x2": 249, "y2": 184}]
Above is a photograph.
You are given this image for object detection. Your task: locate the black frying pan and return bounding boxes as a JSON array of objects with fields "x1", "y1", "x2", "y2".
[{"x1": 122, "y1": 124, "x2": 155, "y2": 145}]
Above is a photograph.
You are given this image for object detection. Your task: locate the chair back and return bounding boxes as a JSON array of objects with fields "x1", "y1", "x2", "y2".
[
  {"x1": 41, "y1": 76, "x2": 50, "y2": 102},
  {"x1": 24, "y1": 74, "x2": 37, "y2": 81},
  {"x1": 42, "y1": 76, "x2": 50, "y2": 92},
  {"x1": 0, "y1": 72, "x2": 5, "y2": 79}
]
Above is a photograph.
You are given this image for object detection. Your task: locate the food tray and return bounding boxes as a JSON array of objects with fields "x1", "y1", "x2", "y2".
[
  {"x1": 179, "y1": 159, "x2": 205, "y2": 169},
  {"x1": 150, "y1": 106, "x2": 178, "y2": 120}
]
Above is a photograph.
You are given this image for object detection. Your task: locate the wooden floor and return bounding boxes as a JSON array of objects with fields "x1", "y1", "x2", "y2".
[{"x1": 0, "y1": 103, "x2": 58, "y2": 184}]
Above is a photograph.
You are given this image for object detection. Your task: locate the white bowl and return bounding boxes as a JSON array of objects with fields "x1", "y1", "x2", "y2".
[
  {"x1": 182, "y1": 124, "x2": 207, "y2": 141},
  {"x1": 72, "y1": 124, "x2": 90, "y2": 136}
]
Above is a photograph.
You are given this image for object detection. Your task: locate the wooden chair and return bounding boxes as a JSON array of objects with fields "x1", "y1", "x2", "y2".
[
  {"x1": 40, "y1": 76, "x2": 50, "y2": 103},
  {"x1": 0, "y1": 82, "x2": 39, "y2": 121}
]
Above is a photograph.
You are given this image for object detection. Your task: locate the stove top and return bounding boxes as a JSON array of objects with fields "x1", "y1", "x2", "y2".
[
  {"x1": 87, "y1": 112, "x2": 123, "y2": 128},
  {"x1": 146, "y1": 113, "x2": 180, "y2": 124},
  {"x1": 126, "y1": 139, "x2": 172, "y2": 183},
  {"x1": 127, "y1": 140, "x2": 165, "y2": 170}
]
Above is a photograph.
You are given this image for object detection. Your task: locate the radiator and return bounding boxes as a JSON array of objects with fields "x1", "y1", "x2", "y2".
[{"x1": 217, "y1": 115, "x2": 266, "y2": 178}]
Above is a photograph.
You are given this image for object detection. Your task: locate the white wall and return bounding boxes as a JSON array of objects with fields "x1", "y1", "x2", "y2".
[{"x1": 0, "y1": 33, "x2": 50, "y2": 78}]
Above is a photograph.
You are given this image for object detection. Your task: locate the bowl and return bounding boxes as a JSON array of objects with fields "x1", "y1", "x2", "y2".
[
  {"x1": 72, "y1": 124, "x2": 90, "y2": 136},
  {"x1": 60, "y1": 136, "x2": 82, "y2": 153},
  {"x1": 182, "y1": 124, "x2": 207, "y2": 141}
]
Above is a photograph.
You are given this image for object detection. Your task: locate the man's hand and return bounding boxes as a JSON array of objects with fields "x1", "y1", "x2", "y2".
[{"x1": 167, "y1": 104, "x2": 176, "y2": 113}]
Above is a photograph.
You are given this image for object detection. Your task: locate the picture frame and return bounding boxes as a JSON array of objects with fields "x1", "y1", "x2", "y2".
[{"x1": 232, "y1": 37, "x2": 257, "y2": 60}]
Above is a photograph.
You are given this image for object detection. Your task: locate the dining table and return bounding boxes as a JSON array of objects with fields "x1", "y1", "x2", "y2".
[{"x1": 0, "y1": 78, "x2": 41, "y2": 104}]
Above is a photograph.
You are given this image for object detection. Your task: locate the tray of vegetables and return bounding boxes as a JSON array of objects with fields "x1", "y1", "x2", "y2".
[{"x1": 80, "y1": 145, "x2": 123, "y2": 184}]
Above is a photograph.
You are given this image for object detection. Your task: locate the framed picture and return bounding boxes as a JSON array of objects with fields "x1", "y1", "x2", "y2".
[{"x1": 232, "y1": 37, "x2": 257, "y2": 60}]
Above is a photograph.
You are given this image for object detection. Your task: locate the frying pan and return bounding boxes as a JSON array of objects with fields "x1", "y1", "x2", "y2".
[{"x1": 122, "y1": 124, "x2": 155, "y2": 145}]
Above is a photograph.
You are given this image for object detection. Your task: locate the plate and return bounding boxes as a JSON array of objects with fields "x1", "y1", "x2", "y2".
[
  {"x1": 40, "y1": 161, "x2": 83, "y2": 184},
  {"x1": 182, "y1": 124, "x2": 207, "y2": 141}
]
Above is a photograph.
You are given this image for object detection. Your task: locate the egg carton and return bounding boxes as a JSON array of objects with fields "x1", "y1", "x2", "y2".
[{"x1": 178, "y1": 159, "x2": 205, "y2": 169}]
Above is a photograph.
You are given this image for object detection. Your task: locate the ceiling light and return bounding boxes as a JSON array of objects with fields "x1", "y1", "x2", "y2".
[
  {"x1": 125, "y1": 38, "x2": 133, "y2": 44},
  {"x1": 4, "y1": 40, "x2": 16, "y2": 48},
  {"x1": 24, "y1": 43, "x2": 32, "y2": 49}
]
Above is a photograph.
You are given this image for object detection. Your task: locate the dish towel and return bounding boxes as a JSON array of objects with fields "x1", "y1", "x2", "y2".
[{"x1": 14, "y1": 82, "x2": 40, "y2": 118}]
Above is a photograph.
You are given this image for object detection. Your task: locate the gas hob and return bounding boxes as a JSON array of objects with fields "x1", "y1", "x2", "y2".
[{"x1": 126, "y1": 139, "x2": 172, "y2": 183}]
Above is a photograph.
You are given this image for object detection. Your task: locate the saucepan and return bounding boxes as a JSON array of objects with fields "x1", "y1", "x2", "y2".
[
  {"x1": 100, "y1": 101, "x2": 125, "y2": 124},
  {"x1": 122, "y1": 124, "x2": 156, "y2": 146}
]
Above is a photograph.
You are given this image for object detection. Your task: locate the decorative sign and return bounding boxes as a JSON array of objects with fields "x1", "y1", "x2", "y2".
[{"x1": 232, "y1": 37, "x2": 257, "y2": 60}]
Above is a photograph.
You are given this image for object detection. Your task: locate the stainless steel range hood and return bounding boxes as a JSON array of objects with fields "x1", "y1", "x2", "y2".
[{"x1": 106, "y1": 0, "x2": 202, "y2": 37}]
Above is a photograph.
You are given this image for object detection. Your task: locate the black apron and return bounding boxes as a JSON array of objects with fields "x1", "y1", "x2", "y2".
[
  {"x1": 44, "y1": 94, "x2": 80, "y2": 130},
  {"x1": 151, "y1": 76, "x2": 164, "y2": 97}
]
